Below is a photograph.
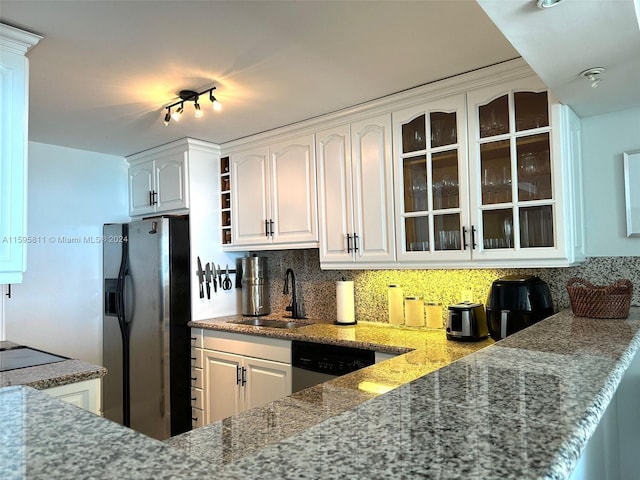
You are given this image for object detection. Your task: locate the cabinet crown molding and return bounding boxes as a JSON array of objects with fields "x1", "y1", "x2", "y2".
[{"x1": 0, "y1": 23, "x2": 42, "y2": 54}]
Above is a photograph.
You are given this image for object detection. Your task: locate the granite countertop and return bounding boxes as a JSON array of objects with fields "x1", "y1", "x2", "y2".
[
  {"x1": 3, "y1": 309, "x2": 639, "y2": 479},
  {"x1": 176, "y1": 308, "x2": 640, "y2": 479},
  {"x1": 0, "y1": 341, "x2": 106, "y2": 389}
]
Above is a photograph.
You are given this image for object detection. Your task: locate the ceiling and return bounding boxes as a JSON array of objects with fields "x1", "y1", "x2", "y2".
[{"x1": 1, "y1": 0, "x2": 638, "y2": 158}]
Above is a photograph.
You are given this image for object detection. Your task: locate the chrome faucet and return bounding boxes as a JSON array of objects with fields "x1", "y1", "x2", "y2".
[{"x1": 283, "y1": 268, "x2": 304, "y2": 319}]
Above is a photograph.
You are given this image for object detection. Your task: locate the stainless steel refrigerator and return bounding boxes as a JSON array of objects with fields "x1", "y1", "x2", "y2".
[{"x1": 103, "y1": 216, "x2": 191, "y2": 440}]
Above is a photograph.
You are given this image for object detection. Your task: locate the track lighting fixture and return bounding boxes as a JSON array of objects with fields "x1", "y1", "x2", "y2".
[{"x1": 162, "y1": 86, "x2": 222, "y2": 126}]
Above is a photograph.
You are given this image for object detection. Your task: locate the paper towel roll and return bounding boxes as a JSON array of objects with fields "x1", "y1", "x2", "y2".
[{"x1": 336, "y1": 280, "x2": 355, "y2": 324}]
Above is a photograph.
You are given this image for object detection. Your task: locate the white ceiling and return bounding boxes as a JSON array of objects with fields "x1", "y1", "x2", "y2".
[{"x1": 1, "y1": 0, "x2": 638, "y2": 158}]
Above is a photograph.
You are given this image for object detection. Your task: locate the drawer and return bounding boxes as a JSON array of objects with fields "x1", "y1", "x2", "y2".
[
  {"x1": 191, "y1": 407, "x2": 204, "y2": 429},
  {"x1": 190, "y1": 347, "x2": 203, "y2": 369},
  {"x1": 190, "y1": 387, "x2": 203, "y2": 410},
  {"x1": 203, "y1": 330, "x2": 291, "y2": 363},
  {"x1": 190, "y1": 329, "x2": 203, "y2": 349},
  {"x1": 191, "y1": 367, "x2": 203, "y2": 389}
]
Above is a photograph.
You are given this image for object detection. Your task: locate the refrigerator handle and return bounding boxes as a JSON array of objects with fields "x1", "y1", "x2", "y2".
[{"x1": 115, "y1": 223, "x2": 131, "y2": 428}]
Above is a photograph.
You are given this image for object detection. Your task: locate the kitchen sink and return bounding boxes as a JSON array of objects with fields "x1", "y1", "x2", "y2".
[{"x1": 227, "y1": 318, "x2": 314, "y2": 329}]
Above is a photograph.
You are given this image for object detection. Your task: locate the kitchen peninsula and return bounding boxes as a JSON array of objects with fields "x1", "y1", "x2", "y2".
[{"x1": 2, "y1": 309, "x2": 639, "y2": 479}]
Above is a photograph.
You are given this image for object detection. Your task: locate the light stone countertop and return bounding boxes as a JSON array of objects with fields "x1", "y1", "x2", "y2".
[
  {"x1": 0, "y1": 341, "x2": 106, "y2": 389},
  {"x1": 2, "y1": 309, "x2": 639, "y2": 479},
  {"x1": 173, "y1": 308, "x2": 640, "y2": 479}
]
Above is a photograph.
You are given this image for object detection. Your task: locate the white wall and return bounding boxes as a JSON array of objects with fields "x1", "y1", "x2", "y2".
[
  {"x1": 581, "y1": 107, "x2": 640, "y2": 256},
  {"x1": 4, "y1": 142, "x2": 128, "y2": 364}
]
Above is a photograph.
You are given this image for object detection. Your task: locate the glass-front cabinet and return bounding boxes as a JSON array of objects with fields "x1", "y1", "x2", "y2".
[
  {"x1": 393, "y1": 94, "x2": 470, "y2": 261},
  {"x1": 394, "y1": 76, "x2": 584, "y2": 266}
]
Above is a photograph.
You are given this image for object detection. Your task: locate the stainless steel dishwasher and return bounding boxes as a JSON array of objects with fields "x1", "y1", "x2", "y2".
[{"x1": 291, "y1": 340, "x2": 376, "y2": 392}]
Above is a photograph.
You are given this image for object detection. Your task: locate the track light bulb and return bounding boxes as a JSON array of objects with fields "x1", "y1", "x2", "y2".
[
  {"x1": 163, "y1": 110, "x2": 171, "y2": 126},
  {"x1": 212, "y1": 98, "x2": 222, "y2": 111},
  {"x1": 172, "y1": 104, "x2": 184, "y2": 120},
  {"x1": 194, "y1": 101, "x2": 204, "y2": 118}
]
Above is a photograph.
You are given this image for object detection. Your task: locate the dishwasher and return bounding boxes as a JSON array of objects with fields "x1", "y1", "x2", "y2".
[{"x1": 291, "y1": 340, "x2": 376, "y2": 392}]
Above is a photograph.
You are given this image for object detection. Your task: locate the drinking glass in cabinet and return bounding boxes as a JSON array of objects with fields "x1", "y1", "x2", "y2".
[
  {"x1": 516, "y1": 134, "x2": 552, "y2": 202},
  {"x1": 221, "y1": 176, "x2": 230, "y2": 191},
  {"x1": 402, "y1": 115, "x2": 426, "y2": 153},
  {"x1": 222, "y1": 211, "x2": 231, "y2": 227},
  {"x1": 482, "y1": 209, "x2": 513, "y2": 249},
  {"x1": 430, "y1": 111, "x2": 457, "y2": 148},
  {"x1": 514, "y1": 91, "x2": 549, "y2": 131},
  {"x1": 405, "y1": 217, "x2": 429, "y2": 251},
  {"x1": 221, "y1": 193, "x2": 230, "y2": 209},
  {"x1": 479, "y1": 95, "x2": 509, "y2": 138},
  {"x1": 434, "y1": 214, "x2": 461, "y2": 250},
  {"x1": 481, "y1": 140, "x2": 512, "y2": 205},
  {"x1": 432, "y1": 151, "x2": 459, "y2": 210},
  {"x1": 403, "y1": 156, "x2": 428, "y2": 212},
  {"x1": 520, "y1": 205, "x2": 554, "y2": 248}
]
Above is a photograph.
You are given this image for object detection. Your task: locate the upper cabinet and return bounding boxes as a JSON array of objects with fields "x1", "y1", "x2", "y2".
[
  {"x1": 227, "y1": 133, "x2": 318, "y2": 249},
  {"x1": 128, "y1": 147, "x2": 189, "y2": 216},
  {"x1": 316, "y1": 114, "x2": 395, "y2": 267},
  {"x1": 0, "y1": 24, "x2": 42, "y2": 284},
  {"x1": 393, "y1": 76, "x2": 584, "y2": 267}
]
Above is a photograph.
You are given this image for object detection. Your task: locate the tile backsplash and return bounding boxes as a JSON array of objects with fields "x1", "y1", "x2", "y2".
[{"x1": 254, "y1": 249, "x2": 639, "y2": 323}]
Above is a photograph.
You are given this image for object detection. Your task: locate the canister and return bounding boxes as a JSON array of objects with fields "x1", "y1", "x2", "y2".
[
  {"x1": 241, "y1": 256, "x2": 270, "y2": 316},
  {"x1": 425, "y1": 302, "x2": 443, "y2": 329},
  {"x1": 388, "y1": 285, "x2": 404, "y2": 325},
  {"x1": 404, "y1": 297, "x2": 424, "y2": 327}
]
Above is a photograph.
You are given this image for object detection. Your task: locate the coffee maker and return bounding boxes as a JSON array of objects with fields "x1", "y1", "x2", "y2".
[{"x1": 486, "y1": 275, "x2": 554, "y2": 340}]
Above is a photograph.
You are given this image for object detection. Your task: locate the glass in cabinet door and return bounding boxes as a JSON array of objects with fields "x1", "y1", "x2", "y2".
[
  {"x1": 482, "y1": 209, "x2": 514, "y2": 250},
  {"x1": 432, "y1": 150, "x2": 459, "y2": 210},
  {"x1": 520, "y1": 205, "x2": 554, "y2": 248},
  {"x1": 434, "y1": 213, "x2": 461, "y2": 251},
  {"x1": 430, "y1": 111, "x2": 457, "y2": 148},
  {"x1": 516, "y1": 133, "x2": 551, "y2": 202},
  {"x1": 480, "y1": 140, "x2": 512, "y2": 205},
  {"x1": 515, "y1": 91, "x2": 549, "y2": 131},
  {"x1": 403, "y1": 156, "x2": 428, "y2": 212},
  {"x1": 402, "y1": 115, "x2": 426, "y2": 153},
  {"x1": 405, "y1": 216, "x2": 429, "y2": 251},
  {"x1": 479, "y1": 95, "x2": 509, "y2": 138}
]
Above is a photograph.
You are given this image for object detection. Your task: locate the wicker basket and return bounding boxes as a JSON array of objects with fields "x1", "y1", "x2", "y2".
[{"x1": 566, "y1": 277, "x2": 633, "y2": 319}]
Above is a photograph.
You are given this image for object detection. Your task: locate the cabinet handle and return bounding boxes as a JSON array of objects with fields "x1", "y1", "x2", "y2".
[
  {"x1": 462, "y1": 227, "x2": 468, "y2": 250},
  {"x1": 269, "y1": 220, "x2": 274, "y2": 237},
  {"x1": 471, "y1": 225, "x2": 477, "y2": 250},
  {"x1": 241, "y1": 367, "x2": 247, "y2": 387},
  {"x1": 5, "y1": 285, "x2": 11, "y2": 299},
  {"x1": 346, "y1": 234, "x2": 352, "y2": 253},
  {"x1": 192, "y1": 416, "x2": 198, "y2": 422},
  {"x1": 149, "y1": 190, "x2": 153, "y2": 206},
  {"x1": 148, "y1": 190, "x2": 157, "y2": 206},
  {"x1": 353, "y1": 233, "x2": 360, "y2": 253},
  {"x1": 265, "y1": 220, "x2": 269, "y2": 237},
  {"x1": 236, "y1": 365, "x2": 242, "y2": 385}
]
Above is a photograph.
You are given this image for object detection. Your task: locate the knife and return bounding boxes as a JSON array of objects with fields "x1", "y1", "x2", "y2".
[
  {"x1": 217, "y1": 263, "x2": 223, "y2": 286},
  {"x1": 212, "y1": 262, "x2": 217, "y2": 293},
  {"x1": 204, "y1": 263, "x2": 212, "y2": 300},
  {"x1": 196, "y1": 256, "x2": 205, "y2": 298}
]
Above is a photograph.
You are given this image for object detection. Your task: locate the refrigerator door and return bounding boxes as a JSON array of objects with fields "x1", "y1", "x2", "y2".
[
  {"x1": 103, "y1": 223, "x2": 126, "y2": 425},
  {"x1": 126, "y1": 218, "x2": 171, "y2": 440}
]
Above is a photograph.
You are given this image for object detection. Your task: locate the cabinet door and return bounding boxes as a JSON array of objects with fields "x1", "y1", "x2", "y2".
[
  {"x1": 155, "y1": 151, "x2": 189, "y2": 212},
  {"x1": 44, "y1": 378, "x2": 102, "y2": 415},
  {"x1": 270, "y1": 134, "x2": 318, "y2": 245},
  {"x1": 316, "y1": 125, "x2": 355, "y2": 263},
  {"x1": 351, "y1": 114, "x2": 396, "y2": 262},
  {"x1": 467, "y1": 78, "x2": 563, "y2": 262},
  {"x1": 129, "y1": 161, "x2": 155, "y2": 216},
  {"x1": 203, "y1": 349, "x2": 242, "y2": 424},
  {"x1": 393, "y1": 95, "x2": 470, "y2": 263},
  {"x1": 243, "y1": 357, "x2": 292, "y2": 411},
  {"x1": 231, "y1": 146, "x2": 271, "y2": 246}
]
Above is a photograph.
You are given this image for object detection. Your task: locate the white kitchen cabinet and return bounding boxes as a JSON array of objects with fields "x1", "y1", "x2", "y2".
[
  {"x1": 193, "y1": 330, "x2": 291, "y2": 425},
  {"x1": 0, "y1": 24, "x2": 41, "y2": 284},
  {"x1": 127, "y1": 146, "x2": 189, "y2": 216},
  {"x1": 393, "y1": 77, "x2": 584, "y2": 267},
  {"x1": 228, "y1": 133, "x2": 318, "y2": 249},
  {"x1": 44, "y1": 378, "x2": 102, "y2": 415},
  {"x1": 316, "y1": 114, "x2": 395, "y2": 268}
]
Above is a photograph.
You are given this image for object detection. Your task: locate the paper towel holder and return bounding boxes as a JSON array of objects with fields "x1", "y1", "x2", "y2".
[{"x1": 334, "y1": 277, "x2": 357, "y2": 326}]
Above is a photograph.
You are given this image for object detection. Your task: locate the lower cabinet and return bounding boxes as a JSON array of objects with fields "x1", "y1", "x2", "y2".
[
  {"x1": 191, "y1": 329, "x2": 291, "y2": 426},
  {"x1": 43, "y1": 378, "x2": 102, "y2": 415}
]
